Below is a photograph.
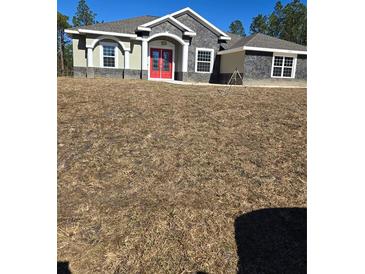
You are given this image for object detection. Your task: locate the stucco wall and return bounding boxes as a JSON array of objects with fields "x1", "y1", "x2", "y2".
[
  {"x1": 93, "y1": 40, "x2": 125, "y2": 69},
  {"x1": 72, "y1": 36, "x2": 86, "y2": 67},
  {"x1": 130, "y1": 41, "x2": 141, "y2": 70},
  {"x1": 220, "y1": 51, "x2": 245, "y2": 73},
  {"x1": 72, "y1": 35, "x2": 132, "y2": 69}
]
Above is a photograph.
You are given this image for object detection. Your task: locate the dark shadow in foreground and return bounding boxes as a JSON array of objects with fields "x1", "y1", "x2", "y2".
[
  {"x1": 235, "y1": 207, "x2": 306, "y2": 274},
  {"x1": 57, "y1": 261, "x2": 71, "y2": 274}
]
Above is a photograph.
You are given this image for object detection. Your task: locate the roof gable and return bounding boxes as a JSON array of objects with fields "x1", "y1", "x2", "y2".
[
  {"x1": 138, "y1": 15, "x2": 196, "y2": 37},
  {"x1": 140, "y1": 7, "x2": 230, "y2": 39}
]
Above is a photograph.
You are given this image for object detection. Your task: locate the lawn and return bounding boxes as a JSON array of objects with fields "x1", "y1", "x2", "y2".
[{"x1": 57, "y1": 77, "x2": 307, "y2": 273}]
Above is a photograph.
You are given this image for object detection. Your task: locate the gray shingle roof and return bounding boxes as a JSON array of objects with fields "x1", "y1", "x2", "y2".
[
  {"x1": 226, "y1": 33, "x2": 307, "y2": 52},
  {"x1": 222, "y1": 32, "x2": 244, "y2": 49},
  {"x1": 71, "y1": 15, "x2": 159, "y2": 34}
]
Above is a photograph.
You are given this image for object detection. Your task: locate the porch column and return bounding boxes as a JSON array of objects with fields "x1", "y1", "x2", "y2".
[
  {"x1": 124, "y1": 50, "x2": 130, "y2": 69},
  {"x1": 86, "y1": 46, "x2": 93, "y2": 67},
  {"x1": 182, "y1": 43, "x2": 188, "y2": 72},
  {"x1": 142, "y1": 39, "x2": 148, "y2": 70}
]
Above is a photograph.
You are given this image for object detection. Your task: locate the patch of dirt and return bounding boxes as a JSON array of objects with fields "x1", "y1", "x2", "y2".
[{"x1": 58, "y1": 77, "x2": 306, "y2": 273}]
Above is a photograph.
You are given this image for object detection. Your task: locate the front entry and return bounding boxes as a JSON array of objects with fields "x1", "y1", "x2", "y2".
[{"x1": 150, "y1": 48, "x2": 173, "y2": 79}]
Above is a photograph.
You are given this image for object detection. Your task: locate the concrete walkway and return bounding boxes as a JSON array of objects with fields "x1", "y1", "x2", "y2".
[{"x1": 161, "y1": 78, "x2": 306, "y2": 89}]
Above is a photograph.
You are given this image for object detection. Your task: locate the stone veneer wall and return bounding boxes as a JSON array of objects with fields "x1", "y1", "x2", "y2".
[
  {"x1": 295, "y1": 55, "x2": 307, "y2": 79},
  {"x1": 243, "y1": 50, "x2": 273, "y2": 79},
  {"x1": 174, "y1": 13, "x2": 223, "y2": 83},
  {"x1": 73, "y1": 67, "x2": 142, "y2": 79},
  {"x1": 219, "y1": 50, "x2": 307, "y2": 83},
  {"x1": 124, "y1": 69, "x2": 142, "y2": 79}
]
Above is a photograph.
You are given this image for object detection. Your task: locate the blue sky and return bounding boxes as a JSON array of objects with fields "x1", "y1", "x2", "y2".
[{"x1": 58, "y1": 0, "x2": 306, "y2": 35}]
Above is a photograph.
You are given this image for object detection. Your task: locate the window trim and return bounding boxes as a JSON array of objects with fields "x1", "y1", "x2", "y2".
[
  {"x1": 99, "y1": 41, "x2": 118, "y2": 68},
  {"x1": 271, "y1": 53, "x2": 297, "y2": 79},
  {"x1": 195, "y1": 48, "x2": 214, "y2": 73}
]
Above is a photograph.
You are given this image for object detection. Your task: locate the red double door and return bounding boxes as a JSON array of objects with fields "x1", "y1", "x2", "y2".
[{"x1": 150, "y1": 48, "x2": 173, "y2": 79}]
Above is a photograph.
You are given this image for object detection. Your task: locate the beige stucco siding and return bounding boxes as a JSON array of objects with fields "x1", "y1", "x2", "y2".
[
  {"x1": 220, "y1": 51, "x2": 245, "y2": 73},
  {"x1": 130, "y1": 42, "x2": 141, "y2": 70},
  {"x1": 73, "y1": 35, "x2": 135, "y2": 69},
  {"x1": 93, "y1": 42, "x2": 125, "y2": 68},
  {"x1": 92, "y1": 44, "x2": 100, "y2": 67},
  {"x1": 72, "y1": 36, "x2": 86, "y2": 67},
  {"x1": 118, "y1": 45, "x2": 125, "y2": 69}
]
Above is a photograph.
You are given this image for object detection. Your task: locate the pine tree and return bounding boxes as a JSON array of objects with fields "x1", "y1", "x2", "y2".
[
  {"x1": 267, "y1": 1, "x2": 284, "y2": 37},
  {"x1": 281, "y1": 0, "x2": 307, "y2": 45},
  {"x1": 249, "y1": 0, "x2": 307, "y2": 45},
  {"x1": 72, "y1": 0, "x2": 96, "y2": 27},
  {"x1": 57, "y1": 12, "x2": 71, "y2": 75},
  {"x1": 250, "y1": 14, "x2": 268, "y2": 34},
  {"x1": 228, "y1": 20, "x2": 246, "y2": 36}
]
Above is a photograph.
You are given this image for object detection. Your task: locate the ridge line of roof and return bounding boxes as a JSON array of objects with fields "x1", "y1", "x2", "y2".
[{"x1": 230, "y1": 33, "x2": 258, "y2": 48}]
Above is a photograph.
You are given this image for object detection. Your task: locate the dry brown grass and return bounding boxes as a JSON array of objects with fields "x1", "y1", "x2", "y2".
[{"x1": 57, "y1": 77, "x2": 306, "y2": 274}]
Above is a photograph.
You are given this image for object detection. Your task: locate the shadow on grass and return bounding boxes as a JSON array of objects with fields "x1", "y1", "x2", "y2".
[
  {"x1": 57, "y1": 261, "x2": 71, "y2": 274},
  {"x1": 235, "y1": 207, "x2": 306, "y2": 274}
]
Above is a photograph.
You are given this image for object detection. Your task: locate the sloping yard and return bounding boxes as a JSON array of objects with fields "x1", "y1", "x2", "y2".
[{"x1": 57, "y1": 78, "x2": 306, "y2": 273}]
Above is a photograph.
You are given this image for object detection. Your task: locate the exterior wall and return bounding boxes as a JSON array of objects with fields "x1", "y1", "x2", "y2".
[
  {"x1": 93, "y1": 67, "x2": 124, "y2": 78},
  {"x1": 130, "y1": 42, "x2": 142, "y2": 70},
  {"x1": 72, "y1": 36, "x2": 86, "y2": 67},
  {"x1": 219, "y1": 51, "x2": 245, "y2": 84},
  {"x1": 71, "y1": 15, "x2": 224, "y2": 82},
  {"x1": 72, "y1": 34, "x2": 141, "y2": 78},
  {"x1": 91, "y1": 39, "x2": 125, "y2": 69},
  {"x1": 295, "y1": 54, "x2": 307, "y2": 79},
  {"x1": 220, "y1": 51, "x2": 245, "y2": 73},
  {"x1": 243, "y1": 50, "x2": 273, "y2": 79},
  {"x1": 175, "y1": 13, "x2": 222, "y2": 83},
  {"x1": 73, "y1": 66, "x2": 87, "y2": 77},
  {"x1": 124, "y1": 69, "x2": 142, "y2": 79},
  {"x1": 220, "y1": 50, "x2": 307, "y2": 82},
  {"x1": 150, "y1": 21, "x2": 184, "y2": 38}
]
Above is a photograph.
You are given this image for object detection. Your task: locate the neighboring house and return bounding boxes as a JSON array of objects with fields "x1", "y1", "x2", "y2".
[{"x1": 65, "y1": 7, "x2": 307, "y2": 83}]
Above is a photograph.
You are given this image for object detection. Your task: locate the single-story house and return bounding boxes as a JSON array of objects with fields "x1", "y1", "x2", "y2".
[{"x1": 65, "y1": 7, "x2": 307, "y2": 83}]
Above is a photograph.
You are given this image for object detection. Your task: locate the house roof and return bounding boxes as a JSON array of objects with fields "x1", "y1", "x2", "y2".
[
  {"x1": 67, "y1": 7, "x2": 230, "y2": 39},
  {"x1": 225, "y1": 33, "x2": 307, "y2": 52},
  {"x1": 222, "y1": 33, "x2": 247, "y2": 49},
  {"x1": 70, "y1": 15, "x2": 159, "y2": 34}
]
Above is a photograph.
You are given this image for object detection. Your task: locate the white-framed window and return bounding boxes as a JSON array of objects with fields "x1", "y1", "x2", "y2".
[
  {"x1": 100, "y1": 42, "x2": 118, "y2": 68},
  {"x1": 271, "y1": 53, "x2": 297, "y2": 78},
  {"x1": 195, "y1": 48, "x2": 214, "y2": 73}
]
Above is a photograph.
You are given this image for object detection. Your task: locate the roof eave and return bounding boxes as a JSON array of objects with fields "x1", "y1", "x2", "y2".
[
  {"x1": 217, "y1": 47, "x2": 244, "y2": 55},
  {"x1": 77, "y1": 29, "x2": 138, "y2": 38},
  {"x1": 65, "y1": 29, "x2": 79, "y2": 34},
  {"x1": 184, "y1": 31, "x2": 196, "y2": 37},
  {"x1": 218, "y1": 46, "x2": 307, "y2": 55},
  {"x1": 243, "y1": 46, "x2": 307, "y2": 54},
  {"x1": 137, "y1": 26, "x2": 151, "y2": 32}
]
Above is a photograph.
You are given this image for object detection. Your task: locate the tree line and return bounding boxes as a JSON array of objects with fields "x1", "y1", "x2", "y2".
[
  {"x1": 228, "y1": 0, "x2": 307, "y2": 45},
  {"x1": 57, "y1": 0, "x2": 97, "y2": 76}
]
